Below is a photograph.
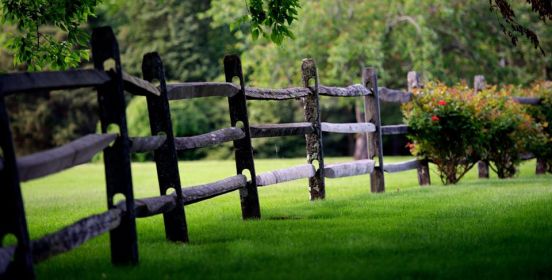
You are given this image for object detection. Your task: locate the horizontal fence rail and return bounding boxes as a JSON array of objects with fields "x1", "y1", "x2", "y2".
[
  {"x1": 122, "y1": 72, "x2": 160, "y2": 96},
  {"x1": 181, "y1": 175, "x2": 247, "y2": 205},
  {"x1": 318, "y1": 85, "x2": 372, "y2": 97},
  {"x1": 0, "y1": 69, "x2": 110, "y2": 96},
  {"x1": 383, "y1": 159, "x2": 422, "y2": 173},
  {"x1": 16, "y1": 134, "x2": 117, "y2": 181},
  {"x1": 381, "y1": 124, "x2": 409, "y2": 135},
  {"x1": 321, "y1": 122, "x2": 375, "y2": 134},
  {"x1": 255, "y1": 164, "x2": 316, "y2": 187},
  {"x1": 245, "y1": 87, "x2": 309, "y2": 100},
  {"x1": 129, "y1": 135, "x2": 167, "y2": 153},
  {"x1": 174, "y1": 127, "x2": 246, "y2": 150},
  {"x1": 0, "y1": 208, "x2": 123, "y2": 274},
  {"x1": 511, "y1": 96, "x2": 542, "y2": 105},
  {"x1": 324, "y1": 160, "x2": 375, "y2": 178},
  {"x1": 377, "y1": 87, "x2": 412, "y2": 103},
  {"x1": 250, "y1": 123, "x2": 314, "y2": 138},
  {"x1": 166, "y1": 82, "x2": 240, "y2": 100}
]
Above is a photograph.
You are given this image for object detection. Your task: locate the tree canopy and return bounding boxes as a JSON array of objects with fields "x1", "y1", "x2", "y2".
[{"x1": 0, "y1": 0, "x2": 550, "y2": 70}]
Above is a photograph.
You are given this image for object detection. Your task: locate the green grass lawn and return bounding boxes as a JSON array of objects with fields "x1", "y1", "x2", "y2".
[{"x1": 19, "y1": 157, "x2": 552, "y2": 279}]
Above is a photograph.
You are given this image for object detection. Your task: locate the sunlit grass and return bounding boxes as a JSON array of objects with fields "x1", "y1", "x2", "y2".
[{"x1": 19, "y1": 157, "x2": 552, "y2": 279}]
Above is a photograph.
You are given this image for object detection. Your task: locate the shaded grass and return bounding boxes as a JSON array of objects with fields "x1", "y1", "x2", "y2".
[{"x1": 18, "y1": 157, "x2": 552, "y2": 279}]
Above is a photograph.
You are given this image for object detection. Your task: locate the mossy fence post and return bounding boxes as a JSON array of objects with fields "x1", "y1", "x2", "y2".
[{"x1": 302, "y1": 58, "x2": 326, "y2": 200}]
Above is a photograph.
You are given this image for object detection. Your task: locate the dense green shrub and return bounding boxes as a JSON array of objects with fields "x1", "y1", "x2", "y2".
[
  {"x1": 520, "y1": 81, "x2": 552, "y2": 173},
  {"x1": 477, "y1": 87, "x2": 544, "y2": 178},
  {"x1": 403, "y1": 83, "x2": 482, "y2": 184},
  {"x1": 403, "y1": 82, "x2": 545, "y2": 184}
]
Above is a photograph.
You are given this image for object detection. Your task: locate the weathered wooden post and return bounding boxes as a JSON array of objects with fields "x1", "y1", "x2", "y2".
[
  {"x1": 142, "y1": 52, "x2": 189, "y2": 243},
  {"x1": 408, "y1": 71, "x2": 431, "y2": 186},
  {"x1": 223, "y1": 55, "x2": 261, "y2": 219},
  {"x1": 0, "y1": 98, "x2": 35, "y2": 279},
  {"x1": 363, "y1": 68, "x2": 385, "y2": 193},
  {"x1": 301, "y1": 59, "x2": 326, "y2": 200},
  {"x1": 91, "y1": 26, "x2": 139, "y2": 265},
  {"x1": 474, "y1": 75, "x2": 490, "y2": 179},
  {"x1": 536, "y1": 158, "x2": 546, "y2": 175}
]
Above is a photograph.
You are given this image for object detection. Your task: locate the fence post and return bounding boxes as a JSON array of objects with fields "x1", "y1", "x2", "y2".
[
  {"x1": 474, "y1": 75, "x2": 490, "y2": 179},
  {"x1": 363, "y1": 68, "x2": 385, "y2": 193},
  {"x1": 408, "y1": 71, "x2": 431, "y2": 186},
  {"x1": 0, "y1": 98, "x2": 35, "y2": 279},
  {"x1": 142, "y1": 52, "x2": 189, "y2": 243},
  {"x1": 91, "y1": 26, "x2": 139, "y2": 265},
  {"x1": 223, "y1": 55, "x2": 261, "y2": 219},
  {"x1": 301, "y1": 58, "x2": 326, "y2": 200},
  {"x1": 536, "y1": 158, "x2": 546, "y2": 175}
]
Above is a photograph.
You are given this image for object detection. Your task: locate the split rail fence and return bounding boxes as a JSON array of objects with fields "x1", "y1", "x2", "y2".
[
  {"x1": 0, "y1": 26, "x2": 386, "y2": 279},
  {"x1": 0, "y1": 26, "x2": 546, "y2": 279}
]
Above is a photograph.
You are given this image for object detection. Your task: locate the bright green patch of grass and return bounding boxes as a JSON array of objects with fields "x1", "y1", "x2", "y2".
[{"x1": 20, "y1": 157, "x2": 552, "y2": 279}]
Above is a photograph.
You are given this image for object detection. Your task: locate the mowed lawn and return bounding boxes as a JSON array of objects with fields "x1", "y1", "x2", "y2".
[{"x1": 19, "y1": 157, "x2": 552, "y2": 279}]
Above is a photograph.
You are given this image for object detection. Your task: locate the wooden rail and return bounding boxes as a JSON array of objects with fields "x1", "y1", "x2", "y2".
[
  {"x1": 245, "y1": 87, "x2": 309, "y2": 100},
  {"x1": 383, "y1": 159, "x2": 421, "y2": 173},
  {"x1": 318, "y1": 85, "x2": 372, "y2": 97},
  {"x1": 166, "y1": 82, "x2": 240, "y2": 100},
  {"x1": 181, "y1": 175, "x2": 247, "y2": 205},
  {"x1": 174, "y1": 127, "x2": 246, "y2": 150},
  {"x1": 256, "y1": 164, "x2": 316, "y2": 186},
  {"x1": 0, "y1": 208, "x2": 123, "y2": 274},
  {"x1": 324, "y1": 160, "x2": 375, "y2": 178},
  {"x1": 17, "y1": 134, "x2": 117, "y2": 181},
  {"x1": 130, "y1": 135, "x2": 167, "y2": 153},
  {"x1": 381, "y1": 124, "x2": 409, "y2": 135},
  {"x1": 250, "y1": 123, "x2": 314, "y2": 138},
  {"x1": 0, "y1": 69, "x2": 110, "y2": 96},
  {"x1": 122, "y1": 71, "x2": 160, "y2": 96},
  {"x1": 321, "y1": 122, "x2": 375, "y2": 133}
]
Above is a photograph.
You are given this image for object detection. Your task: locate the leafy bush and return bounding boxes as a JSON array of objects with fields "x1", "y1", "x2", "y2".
[
  {"x1": 477, "y1": 87, "x2": 544, "y2": 178},
  {"x1": 520, "y1": 81, "x2": 552, "y2": 173},
  {"x1": 403, "y1": 81, "x2": 545, "y2": 184},
  {"x1": 403, "y1": 82, "x2": 482, "y2": 184}
]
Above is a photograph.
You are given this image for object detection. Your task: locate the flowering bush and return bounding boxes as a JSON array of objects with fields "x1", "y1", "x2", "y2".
[
  {"x1": 403, "y1": 82, "x2": 482, "y2": 184},
  {"x1": 476, "y1": 87, "x2": 544, "y2": 178},
  {"x1": 520, "y1": 81, "x2": 552, "y2": 173},
  {"x1": 402, "y1": 81, "x2": 545, "y2": 184}
]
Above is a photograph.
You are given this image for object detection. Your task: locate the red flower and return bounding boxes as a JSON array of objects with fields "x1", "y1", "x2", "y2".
[
  {"x1": 438, "y1": 100, "x2": 447, "y2": 106},
  {"x1": 431, "y1": 115, "x2": 440, "y2": 121}
]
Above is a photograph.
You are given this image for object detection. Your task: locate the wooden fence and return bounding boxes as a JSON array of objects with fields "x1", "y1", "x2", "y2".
[{"x1": 0, "y1": 26, "x2": 546, "y2": 279}]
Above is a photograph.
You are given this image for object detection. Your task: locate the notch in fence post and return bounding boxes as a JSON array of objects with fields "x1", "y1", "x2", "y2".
[
  {"x1": 142, "y1": 52, "x2": 189, "y2": 243},
  {"x1": 474, "y1": 75, "x2": 490, "y2": 179},
  {"x1": 408, "y1": 71, "x2": 431, "y2": 186},
  {"x1": 0, "y1": 98, "x2": 35, "y2": 279},
  {"x1": 301, "y1": 58, "x2": 325, "y2": 200},
  {"x1": 91, "y1": 26, "x2": 138, "y2": 265},
  {"x1": 224, "y1": 55, "x2": 261, "y2": 219},
  {"x1": 363, "y1": 68, "x2": 385, "y2": 193}
]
